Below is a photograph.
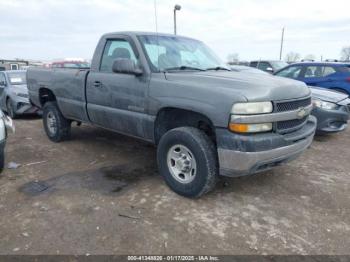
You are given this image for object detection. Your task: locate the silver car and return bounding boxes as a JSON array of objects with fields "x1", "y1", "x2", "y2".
[{"x1": 0, "y1": 70, "x2": 38, "y2": 118}]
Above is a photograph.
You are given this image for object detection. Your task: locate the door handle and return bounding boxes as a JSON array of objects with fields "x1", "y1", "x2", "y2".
[{"x1": 93, "y1": 81, "x2": 102, "y2": 88}]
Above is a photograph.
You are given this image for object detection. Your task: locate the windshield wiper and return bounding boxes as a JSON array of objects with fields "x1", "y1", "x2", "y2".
[
  {"x1": 206, "y1": 66, "x2": 231, "y2": 71},
  {"x1": 164, "y1": 65, "x2": 205, "y2": 72}
]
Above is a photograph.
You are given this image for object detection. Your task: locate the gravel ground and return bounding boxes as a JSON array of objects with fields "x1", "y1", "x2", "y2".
[{"x1": 0, "y1": 117, "x2": 349, "y2": 255}]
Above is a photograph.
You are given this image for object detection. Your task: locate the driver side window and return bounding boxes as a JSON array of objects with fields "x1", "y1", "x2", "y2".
[{"x1": 100, "y1": 39, "x2": 138, "y2": 72}]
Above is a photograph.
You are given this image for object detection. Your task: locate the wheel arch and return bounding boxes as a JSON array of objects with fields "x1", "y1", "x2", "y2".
[
  {"x1": 39, "y1": 88, "x2": 57, "y2": 107},
  {"x1": 154, "y1": 107, "x2": 217, "y2": 145}
]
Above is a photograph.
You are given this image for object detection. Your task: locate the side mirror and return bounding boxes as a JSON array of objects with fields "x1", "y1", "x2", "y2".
[
  {"x1": 265, "y1": 67, "x2": 274, "y2": 73},
  {"x1": 112, "y1": 59, "x2": 143, "y2": 76},
  {"x1": 0, "y1": 81, "x2": 7, "y2": 87}
]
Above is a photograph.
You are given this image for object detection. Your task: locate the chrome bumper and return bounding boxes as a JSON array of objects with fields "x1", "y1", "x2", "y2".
[{"x1": 218, "y1": 132, "x2": 314, "y2": 177}]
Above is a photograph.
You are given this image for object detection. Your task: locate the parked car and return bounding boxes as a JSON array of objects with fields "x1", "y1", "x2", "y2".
[
  {"x1": 0, "y1": 70, "x2": 39, "y2": 118},
  {"x1": 0, "y1": 109, "x2": 15, "y2": 172},
  {"x1": 231, "y1": 65, "x2": 350, "y2": 134},
  {"x1": 249, "y1": 60, "x2": 288, "y2": 74},
  {"x1": 27, "y1": 32, "x2": 316, "y2": 197},
  {"x1": 310, "y1": 87, "x2": 349, "y2": 133},
  {"x1": 274, "y1": 62, "x2": 350, "y2": 95},
  {"x1": 230, "y1": 65, "x2": 269, "y2": 74}
]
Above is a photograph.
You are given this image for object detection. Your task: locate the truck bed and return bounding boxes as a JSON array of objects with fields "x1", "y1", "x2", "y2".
[{"x1": 27, "y1": 67, "x2": 90, "y2": 122}]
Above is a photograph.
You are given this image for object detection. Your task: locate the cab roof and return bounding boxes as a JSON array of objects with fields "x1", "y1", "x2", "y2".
[{"x1": 101, "y1": 31, "x2": 197, "y2": 41}]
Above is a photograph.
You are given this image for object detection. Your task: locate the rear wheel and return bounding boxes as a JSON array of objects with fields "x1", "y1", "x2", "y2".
[
  {"x1": 6, "y1": 99, "x2": 17, "y2": 119},
  {"x1": 43, "y1": 102, "x2": 71, "y2": 142},
  {"x1": 157, "y1": 127, "x2": 218, "y2": 198},
  {"x1": 0, "y1": 146, "x2": 4, "y2": 173}
]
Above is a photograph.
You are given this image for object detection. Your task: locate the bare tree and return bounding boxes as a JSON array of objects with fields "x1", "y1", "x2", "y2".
[
  {"x1": 340, "y1": 46, "x2": 350, "y2": 61},
  {"x1": 227, "y1": 53, "x2": 239, "y2": 65},
  {"x1": 285, "y1": 52, "x2": 301, "y2": 62},
  {"x1": 303, "y1": 54, "x2": 316, "y2": 61}
]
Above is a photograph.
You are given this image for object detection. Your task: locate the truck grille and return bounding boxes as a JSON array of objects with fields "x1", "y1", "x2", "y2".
[
  {"x1": 276, "y1": 117, "x2": 308, "y2": 133},
  {"x1": 275, "y1": 97, "x2": 311, "y2": 112},
  {"x1": 275, "y1": 97, "x2": 312, "y2": 133}
]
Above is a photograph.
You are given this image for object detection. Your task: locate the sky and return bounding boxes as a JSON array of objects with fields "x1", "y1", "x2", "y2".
[{"x1": 0, "y1": 0, "x2": 349, "y2": 62}]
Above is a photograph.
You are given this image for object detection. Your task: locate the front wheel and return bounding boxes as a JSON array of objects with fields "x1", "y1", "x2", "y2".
[
  {"x1": 157, "y1": 127, "x2": 218, "y2": 198},
  {"x1": 43, "y1": 102, "x2": 71, "y2": 142}
]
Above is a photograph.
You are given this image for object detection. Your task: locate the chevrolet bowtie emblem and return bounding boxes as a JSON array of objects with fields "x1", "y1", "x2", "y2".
[{"x1": 297, "y1": 107, "x2": 307, "y2": 119}]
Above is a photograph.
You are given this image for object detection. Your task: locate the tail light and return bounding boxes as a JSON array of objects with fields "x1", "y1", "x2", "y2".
[{"x1": 346, "y1": 77, "x2": 350, "y2": 83}]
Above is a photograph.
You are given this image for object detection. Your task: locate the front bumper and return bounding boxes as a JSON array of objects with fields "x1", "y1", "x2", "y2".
[
  {"x1": 312, "y1": 105, "x2": 349, "y2": 133},
  {"x1": 13, "y1": 100, "x2": 39, "y2": 115},
  {"x1": 217, "y1": 116, "x2": 316, "y2": 177}
]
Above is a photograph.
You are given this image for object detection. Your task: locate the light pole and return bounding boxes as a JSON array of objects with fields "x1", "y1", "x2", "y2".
[
  {"x1": 174, "y1": 4, "x2": 181, "y2": 35},
  {"x1": 279, "y1": 27, "x2": 285, "y2": 60}
]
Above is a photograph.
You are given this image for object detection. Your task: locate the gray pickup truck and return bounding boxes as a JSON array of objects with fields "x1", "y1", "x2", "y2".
[{"x1": 27, "y1": 32, "x2": 316, "y2": 197}]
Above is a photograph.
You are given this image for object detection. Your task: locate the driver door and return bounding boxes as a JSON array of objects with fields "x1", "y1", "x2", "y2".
[{"x1": 86, "y1": 36, "x2": 150, "y2": 138}]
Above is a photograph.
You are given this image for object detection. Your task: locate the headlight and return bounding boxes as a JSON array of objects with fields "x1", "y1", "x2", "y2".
[
  {"x1": 229, "y1": 123, "x2": 272, "y2": 133},
  {"x1": 230, "y1": 101, "x2": 273, "y2": 133},
  {"x1": 232, "y1": 102, "x2": 273, "y2": 114},
  {"x1": 312, "y1": 99, "x2": 337, "y2": 110}
]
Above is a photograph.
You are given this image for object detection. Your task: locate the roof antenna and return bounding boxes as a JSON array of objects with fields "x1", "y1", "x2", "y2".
[
  {"x1": 154, "y1": 0, "x2": 158, "y2": 34},
  {"x1": 154, "y1": 0, "x2": 161, "y2": 72}
]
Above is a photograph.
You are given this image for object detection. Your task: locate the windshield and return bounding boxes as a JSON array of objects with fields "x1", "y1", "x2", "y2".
[
  {"x1": 8, "y1": 72, "x2": 26, "y2": 85},
  {"x1": 270, "y1": 61, "x2": 288, "y2": 70},
  {"x1": 275, "y1": 66, "x2": 302, "y2": 78},
  {"x1": 138, "y1": 35, "x2": 226, "y2": 72}
]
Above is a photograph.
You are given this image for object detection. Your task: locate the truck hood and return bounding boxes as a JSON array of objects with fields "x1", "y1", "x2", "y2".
[
  {"x1": 165, "y1": 71, "x2": 310, "y2": 101},
  {"x1": 310, "y1": 86, "x2": 348, "y2": 104}
]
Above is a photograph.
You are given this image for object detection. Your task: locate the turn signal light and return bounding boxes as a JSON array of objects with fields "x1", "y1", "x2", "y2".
[
  {"x1": 229, "y1": 123, "x2": 272, "y2": 133},
  {"x1": 229, "y1": 123, "x2": 249, "y2": 133}
]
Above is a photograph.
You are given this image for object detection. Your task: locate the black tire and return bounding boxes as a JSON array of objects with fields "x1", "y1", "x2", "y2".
[
  {"x1": 6, "y1": 99, "x2": 17, "y2": 119},
  {"x1": 157, "y1": 127, "x2": 218, "y2": 198},
  {"x1": 0, "y1": 146, "x2": 4, "y2": 173},
  {"x1": 42, "y1": 102, "x2": 71, "y2": 142}
]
